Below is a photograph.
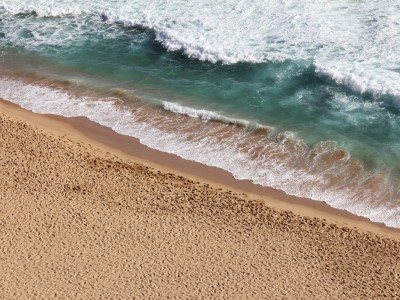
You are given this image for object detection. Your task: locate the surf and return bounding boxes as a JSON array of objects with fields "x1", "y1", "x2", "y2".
[{"x1": 1, "y1": 1, "x2": 400, "y2": 98}]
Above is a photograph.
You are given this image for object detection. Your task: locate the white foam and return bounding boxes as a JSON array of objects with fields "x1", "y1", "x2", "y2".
[
  {"x1": 1, "y1": 77, "x2": 400, "y2": 228},
  {"x1": 1, "y1": 0, "x2": 400, "y2": 97},
  {"x1": 315, "y1": 62, "x2": 400, "y2": 99},
  {"x1": 162, "y1": 101, "x2": 271, "y2": 130}
]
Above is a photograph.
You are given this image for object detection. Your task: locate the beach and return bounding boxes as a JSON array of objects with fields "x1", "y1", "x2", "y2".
[
  {"x1": 1, "y1": 98, "x2": 399, "y2": 299},
  {"x1": 2, "y1": 2, "x2": 400, "y2": 299}
]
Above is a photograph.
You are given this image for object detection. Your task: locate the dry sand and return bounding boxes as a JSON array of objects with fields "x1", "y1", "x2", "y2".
[{"x1": 0, "y1": 99, "x2": 400, "y2": 299}]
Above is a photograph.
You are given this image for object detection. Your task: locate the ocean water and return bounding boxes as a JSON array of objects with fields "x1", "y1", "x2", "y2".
[{"x1": 1, "y1": 0, "x2": 400, "y2": 227}]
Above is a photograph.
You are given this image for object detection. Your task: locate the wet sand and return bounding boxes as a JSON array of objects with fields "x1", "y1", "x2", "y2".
[{"x1": 1, "y1": 98, "x2": 399, "y2": 299}]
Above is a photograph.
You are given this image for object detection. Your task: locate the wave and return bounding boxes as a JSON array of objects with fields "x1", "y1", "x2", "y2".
[
  {"x1": 314, "y1": 62, "x2": 400, "y2": 100},
  {"x1": 1, "y1": 1, "x2": 400, "y2": 99},
  {"x1": 0, "y1": 3, "x2": 269, "y2": 64},
  {"x1": 1, "y1": 76, "x2": 400, "y2": 228},
  {"x1": 162, "y1": 101, "x2": 272, "y2": 131}
]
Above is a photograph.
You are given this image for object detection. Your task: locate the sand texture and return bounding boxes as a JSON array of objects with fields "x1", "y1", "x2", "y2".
[{"x1": 1, "y1": 109, "x2": 400, "y2": 299}]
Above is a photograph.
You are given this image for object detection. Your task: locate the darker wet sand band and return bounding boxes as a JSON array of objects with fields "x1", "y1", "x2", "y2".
[{"x1": 0, "y1": 98, "x2": 399, "y2": 299}]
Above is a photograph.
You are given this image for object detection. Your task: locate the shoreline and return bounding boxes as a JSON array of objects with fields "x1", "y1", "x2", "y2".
[
  {"x1": 1, "y1": 98, "x2": 399, "y2": 238},
  {"x1": 1, "y1": 96, "x2": 400, "y2": 299}
]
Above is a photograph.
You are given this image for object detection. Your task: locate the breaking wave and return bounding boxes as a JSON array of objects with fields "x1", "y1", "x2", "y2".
[{"x1": 1, "y1": 0, "x2": 400, "y2": 98}]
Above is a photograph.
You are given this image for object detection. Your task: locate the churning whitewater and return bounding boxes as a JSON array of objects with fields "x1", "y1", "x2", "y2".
[
  {"x1": 2, "y1": 0, "x2": 400, "y2": 98},
  {"x1": 1, "y1": 1, "x2": 400, "y2": 227}
]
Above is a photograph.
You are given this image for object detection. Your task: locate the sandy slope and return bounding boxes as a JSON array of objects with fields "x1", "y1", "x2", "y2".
[{"x1": 0, "y1": 106, "x2": 400, "y2": 299}]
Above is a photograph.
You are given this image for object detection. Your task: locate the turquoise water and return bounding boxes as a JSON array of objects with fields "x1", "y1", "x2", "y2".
[{"x1": 1, "y1": 1, "x2": 400, "y2": 226}]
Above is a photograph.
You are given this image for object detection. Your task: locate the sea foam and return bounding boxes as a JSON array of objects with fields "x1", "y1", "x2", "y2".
[
  {"x1": 1, "y1": 0, "x2": 400, "y2": 98},
  {"x1": 162, "y1": 101, "x2": 271, "y2": 130}
]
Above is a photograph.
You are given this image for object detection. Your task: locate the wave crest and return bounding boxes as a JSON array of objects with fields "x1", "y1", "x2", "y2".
[
  {"x1": 314, "y1": 62, "x2": 400, "y2": 100},
  {"x1": 162, "y1": 101, "x2": 272, "y2": 131}
]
